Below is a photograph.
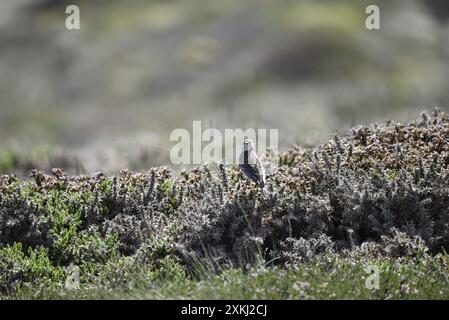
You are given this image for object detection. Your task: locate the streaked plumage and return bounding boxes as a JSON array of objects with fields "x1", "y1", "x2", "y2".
[{"x1": 239, "y1": 139, "x2": 266, "y2": 195}]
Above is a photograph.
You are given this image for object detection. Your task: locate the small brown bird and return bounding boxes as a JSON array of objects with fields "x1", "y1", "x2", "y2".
[{"x1": 239, "y1": 138, "x2": 266, "y2": 195}]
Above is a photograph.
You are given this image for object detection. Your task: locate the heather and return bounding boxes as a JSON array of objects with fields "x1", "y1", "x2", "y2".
[{"x1": 0, "y1": 111, "x2": 448, "y2": 298}]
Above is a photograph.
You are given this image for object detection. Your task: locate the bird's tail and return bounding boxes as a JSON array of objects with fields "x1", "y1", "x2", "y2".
[{"x1": 260, "y1": 185, "x2": 268, "y2": 198}]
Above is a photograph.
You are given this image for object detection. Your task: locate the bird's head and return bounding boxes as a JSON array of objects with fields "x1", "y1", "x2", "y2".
[{"x1": 243, "y1": 138, "x2": 254, "y2": 152}]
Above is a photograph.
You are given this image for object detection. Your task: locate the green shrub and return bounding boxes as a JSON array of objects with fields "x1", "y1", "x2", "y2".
[
  {"x1": 0, "y1": 243, "x2": 64, "y2": 295},
  {"x1": 0, "y1": 110, "x2": 448, "y2": 298}
]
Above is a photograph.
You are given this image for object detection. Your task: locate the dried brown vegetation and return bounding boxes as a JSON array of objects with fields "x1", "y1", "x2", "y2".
[{"x1": 0, "y1": 110, "x2": 448, "y2": 295}]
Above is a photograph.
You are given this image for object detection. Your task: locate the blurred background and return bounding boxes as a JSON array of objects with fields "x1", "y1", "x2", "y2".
[{"x1": 1, "y1": 0, "x2": 449, "y2": 175}]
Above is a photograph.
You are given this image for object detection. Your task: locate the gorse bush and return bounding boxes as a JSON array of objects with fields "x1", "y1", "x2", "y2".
[
  {"x1": 0, "y1": 110, "x2": 448, "y2": 296},
  {"x1": 0, "y1": 243, "x2": 65, "y2": 296}
]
